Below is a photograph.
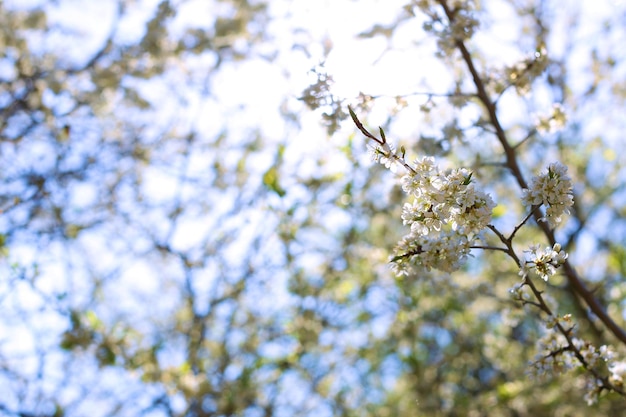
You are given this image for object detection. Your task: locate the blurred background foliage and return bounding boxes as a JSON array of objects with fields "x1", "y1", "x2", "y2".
[{"x1": 1, "y1": 0, "x2": 626, "y2": 416}]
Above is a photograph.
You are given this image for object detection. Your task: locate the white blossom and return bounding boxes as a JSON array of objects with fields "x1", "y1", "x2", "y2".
[
  {"x1": 401, "y1": 156, "x2": 437, "y2": 196},
  {"x1": 370, "y1": 143, "x2": 396, "y2": 169},
  {"x1": 583, "y1": 377, "x2": 603, "y2": 405},
  {"x1": 520, "y1": 243, "x2": 568, "y2": 281},
  {"x1": 449, "y1": 184, "x2": 495, "y2": 234},
  {"x1": 599, "y1": 345, "x2": 616, "y2": 362},
  {"x1": 609, "y1": 361, "x2": 626, "y2": 387},
  {"x1": 578, "y1": 339, "x2": 602, "y2": 367},
  {"x1": 522, "y1": 162, "x2": 574, "y2": 228}
]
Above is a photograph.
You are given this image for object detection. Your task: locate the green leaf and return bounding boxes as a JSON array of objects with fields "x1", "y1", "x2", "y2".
[
  {"x1": 262, "y1": 166, "x2": 286, "y2": 197},
  {"x1": 379, "y1": 126, "x2": 386, "y2": 141}
]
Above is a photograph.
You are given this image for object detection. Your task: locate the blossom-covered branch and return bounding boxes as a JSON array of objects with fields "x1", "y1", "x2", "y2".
[
  {"x1": 433, "y1": 0, "x2": 626, "y2": 351},
  {"x1": 350, "y1": 81, "x2": 624, "y2": 408}
]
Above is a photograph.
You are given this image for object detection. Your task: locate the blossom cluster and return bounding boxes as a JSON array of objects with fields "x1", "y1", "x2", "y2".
[
  {"x1": 386, "y1": 155, "x2": 495, "y2": 275},
  {"x1": 391, "y1": 230, "x2": 471, "y2": 275},
  {"x1": 528, "y1": 331, "x2": 576, "y2": 379},
  {"x1": 522, "y1": 162, "x2": 574, "y2": 228},
  {"x1": 528, "y1": 320, "x2": 626, "y2": 405},
  {"x1": 519, "y1": 243, "x2": 568, "y2": 281},
  {"x1": 581, "y1": 361, "x2": 626, "y2": 405}
]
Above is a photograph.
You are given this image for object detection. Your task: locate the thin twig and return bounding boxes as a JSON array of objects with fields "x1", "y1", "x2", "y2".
[
  {"x1": 348, "y1": 106, "x2": 383, "y2": 145},
  {"x1": 470, "y1": 245, "x2": 510, "y2": 254},
  {"x1": 509, "y1": 206, "x2": 540, "y2": 242},
  {"x1": 348, "y1": 106, "x2": 417, "y2": 175}
]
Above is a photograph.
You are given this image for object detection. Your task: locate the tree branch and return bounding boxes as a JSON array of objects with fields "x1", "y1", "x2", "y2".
[{"x1": 435, "y1": 0, "x2": 626, "y2": 348}]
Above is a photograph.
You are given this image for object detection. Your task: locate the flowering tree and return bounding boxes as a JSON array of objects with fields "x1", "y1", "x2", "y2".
[
  {"x1": 350, "y1": 106, "x2": 624, "y2": 403},
  {"x1": 1, "y1": 0, "x2": 626, "y2": 416},
  {"x1": 342, "y1": 0, "x2": 626, "y2": 408}
]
